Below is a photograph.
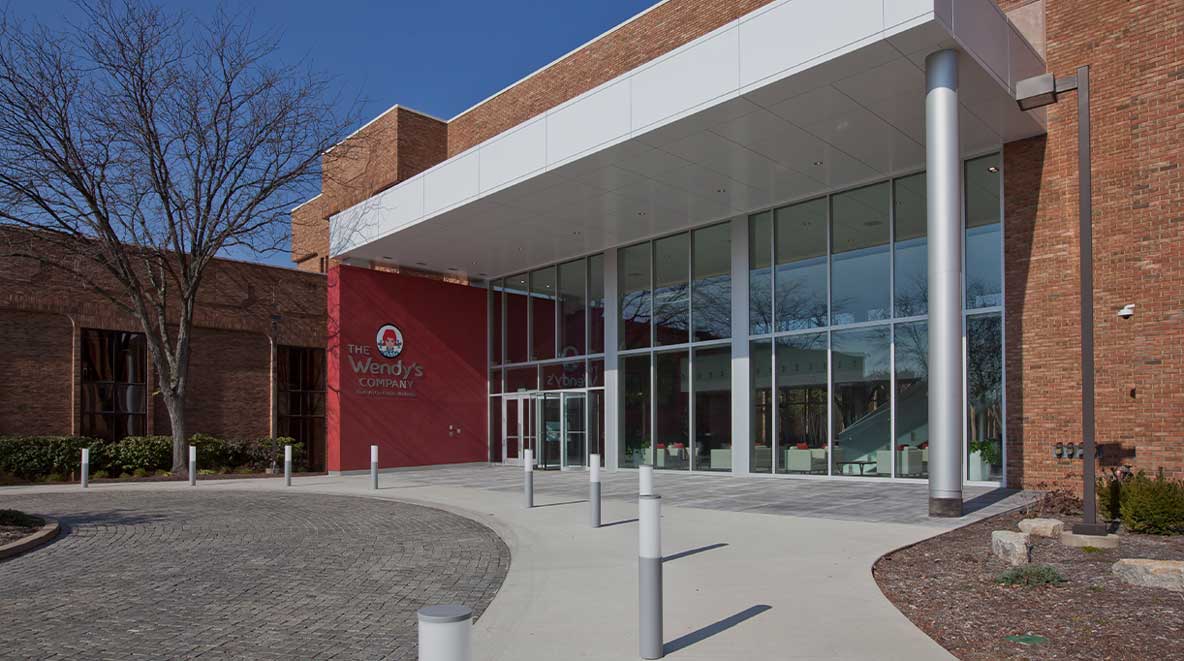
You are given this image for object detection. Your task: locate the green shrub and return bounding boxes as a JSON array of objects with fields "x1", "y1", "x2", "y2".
[
  {"x1": 0, "y1": 435, "x2": 105, "y2": 479},
  {"x1": 997, "y1": 564, "x2": 1066, "y2": 586},
  {"x1": 0, "y1": 509, "x2": 42, "y2": 527},
  {"x1": 107, "y1": 436, "x2": 172, "y2": 474},
  {"x1": 131, "y1": 468, "x2": 150, "y2": 478},
  {"x1": 92, "y1": 470, "x2": 109, "y2": 479},
  {"x1": 1120, "y1": 470, "x2": 1184, "y2": 535}
]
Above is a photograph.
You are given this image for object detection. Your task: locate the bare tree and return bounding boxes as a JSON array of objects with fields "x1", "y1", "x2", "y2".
[{"x1": 0, "y1": 1, "x2": 355, "y2": 474}]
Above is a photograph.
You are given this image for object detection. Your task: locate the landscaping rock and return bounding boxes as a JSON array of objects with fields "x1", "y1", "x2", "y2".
[
  {"x1": 1019, "y1": 517, "x2": 1064, "y2": 538},
  {"x1": 1111, "y1": 559, "x2": 1184, "y2": 592},
  {"x1": 992, "y1": 530, "x2": 1032, "y2": 566}
]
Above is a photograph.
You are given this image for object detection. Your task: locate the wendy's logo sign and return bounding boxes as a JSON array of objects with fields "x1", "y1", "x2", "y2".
[
  {"x1": 347, "y1": 323, "x2": 422, "y2": 398},
  {"x1": 376, "y1": 323, "x2": 404, "y2": 358}
]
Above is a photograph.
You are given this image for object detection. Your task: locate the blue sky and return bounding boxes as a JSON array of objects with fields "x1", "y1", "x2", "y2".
[{"x1": 9, "y1": 0, "x2": 652, "y2": 266}]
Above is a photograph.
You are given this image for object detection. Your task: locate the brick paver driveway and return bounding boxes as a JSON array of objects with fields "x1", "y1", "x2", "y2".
[{"x1": 0, "y1": 490, "x2": 509, "y2": 660}]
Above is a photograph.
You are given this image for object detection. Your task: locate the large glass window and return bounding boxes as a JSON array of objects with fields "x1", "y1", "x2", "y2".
[
  {"x1": 893, "y1": 173, "x2": 928, "y2": 317},
  {"x1": 750, "y1": 339, "x2": 773, "y2": 474},
  {"x1": 692, "y1": 223, "x2": 731, "y2": 341},
  {"x1": 831, "y1": 327, "x2": 891, "y2": 477},
  {"x1": 749, "y1": 212, "x2": 773, "y2": 335},
  {"x1": 831, "y1": 182, "x2": 890, "y2": 325},
  {"x1": 776, "y1": 333, "x2": 828, "y2": 474},
  {"x1": 694, "y1": 345, "x2": 731, "y2": 472},
  {"x1": 966, "y1": 153, "x2": 1002, "y2": 309},
  {"x1": 654, "y1": 351, "x2": 689, "y2": 470},
  {"x1": 505, "y1": 365, "x2": 537, "y2": 393},
  {"x1": 893, "y1": 322, "x2": 928, "y2": 478},
  {"x1": 490, "y1": 280, "x2": 503, "y2": 364},
  {"x1": 653, "y1": 234, "x2": 689, "y2": 346},
  {"x1": 80, "y1": 329, "x2": 147, "y2": 441},
  {"x1": 589, "y1": 254, "x2": 605, "y2": 354},
  {"x1": 619, "y1": 243, "x2": 652, "y2": 350},
  {"x1": 967, "y1": 314, "x2": 1003, "y2": 481},
  {"x1": 620, "y1": 354, "x2": 651, "y2": 468},
  {"x1": 505, "y1": 274, "x2": 529, "y2": 363},
  {"x1": 530, "y1": 266, "x2": 556, "y2": 361},
  {"x1": 776, "y1": 198, "x2": 829, "y2": 331},
  {"x1": 558, "y1": 259, "x2": 586, "y2": 356}
]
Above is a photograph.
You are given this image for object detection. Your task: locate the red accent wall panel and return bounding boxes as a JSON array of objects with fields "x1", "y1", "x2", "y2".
[{"x1": 327, "y1": 265, "x2": 487, "y2": 471}]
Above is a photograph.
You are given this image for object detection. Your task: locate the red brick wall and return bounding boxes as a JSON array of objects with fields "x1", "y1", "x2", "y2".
[
  {"x1": 0, "y1": 311, "x2": 73, "y2": 436},
  {"x1": 152, "y1": 329, "x2": 273, "y2": 440},
  {"x1": 0, "y1": 231, "x2": 326, "y2": 445},
  {"x1": 1002, "y1": 0, "x2": 1184, "y2": 490}
]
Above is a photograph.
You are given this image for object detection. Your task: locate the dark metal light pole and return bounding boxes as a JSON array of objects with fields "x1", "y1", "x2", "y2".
[{"x1": 1016, "y1": 66, "x2": 1107, "y2": 536}]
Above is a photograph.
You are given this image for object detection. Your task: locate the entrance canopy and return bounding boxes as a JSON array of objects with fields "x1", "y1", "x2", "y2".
[{"x1": 331, "y1": 0, "x2": 1045, "y2": 280}]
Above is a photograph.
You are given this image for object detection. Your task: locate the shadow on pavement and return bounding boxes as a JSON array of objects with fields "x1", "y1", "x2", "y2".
[
  {"x1": 665, "y1": 604, "x2": 773, "y2": 654},
  {"x1": 664, "y1": 542, "x2": 728, "y2": 562},
  {"x1": 600, "y1": 518, "x2": 638, "y2": 527},
  {"x1": 533, "y1": 500, "x2": 586, "y2": 508},
  {"x1": 963, "y1": 488, "x2": 1021, "y2": 515}
]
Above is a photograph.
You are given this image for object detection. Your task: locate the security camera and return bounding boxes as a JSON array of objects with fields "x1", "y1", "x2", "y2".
[{"x1": 1117, "y1": 304, "x2": 1135, "y2": 319}]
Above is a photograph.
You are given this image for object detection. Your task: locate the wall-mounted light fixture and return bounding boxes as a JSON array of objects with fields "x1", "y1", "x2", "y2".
[
  {"x1": 1054, "y1": 442, "x2": 1065, "y2": 458},
  {"x1": 1065, "y1": 442, "x2": 1077, "y2": 459}
]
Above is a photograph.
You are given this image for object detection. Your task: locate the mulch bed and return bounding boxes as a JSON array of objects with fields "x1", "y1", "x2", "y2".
[
  {"x1": 875, "y1": 509, "x2": 1184, "y2": 660},
  {"x1": 0, "y1": 516, "x2": 44, "y2": 547}
]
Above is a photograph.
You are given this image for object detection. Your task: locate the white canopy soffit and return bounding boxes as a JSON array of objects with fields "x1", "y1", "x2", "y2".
[{"x1": 331, "y1": 0, "x2": 1045, "y2": 280}]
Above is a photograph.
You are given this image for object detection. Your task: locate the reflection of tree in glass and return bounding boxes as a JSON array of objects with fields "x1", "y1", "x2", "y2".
[
  {"x1": 967, "y1": 316, "x2": 1003, "y2": 467},
  {"x1": 692, "y1": 274, "x2": 731, "y2": 341},
  {"x1": 894, "y1": 271, "x2": 928, "y2": 318}
]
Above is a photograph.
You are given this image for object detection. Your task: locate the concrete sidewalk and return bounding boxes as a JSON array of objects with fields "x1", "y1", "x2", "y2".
[{"x1": 1, "y1": 469, "x2": 1016, "y2": 659}]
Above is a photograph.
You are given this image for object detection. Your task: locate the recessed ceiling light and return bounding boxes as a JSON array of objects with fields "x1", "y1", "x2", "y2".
[
  {"x1": 813, "y1": 160, "x2": 824, "y2": 166},
  {"x1": 478, "y1": 272, "x2": 489, "y2": 277},
  {"x1": 447, "y1": 267, "x2": 459, "y2": 271},
  {"x1": 987, "y1": 166, "x2": 1000, "y2": 173},
  {"x1": 415, "y1": 261, "x2": 427, "y2": 267},
  {"x1": 637, "y1": 211, "x2": 647, "y2": 216},
  {"x1": 382, "y1": 255, "x2": 393, "y2": 260},
  {"x1": 716, "y1": 188, "x2": 727, "y2": 193}
]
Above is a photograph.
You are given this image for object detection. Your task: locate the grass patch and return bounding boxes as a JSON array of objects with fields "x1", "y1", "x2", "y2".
[
  {"x1": 0, "y1": 509, "x2": 42, "y2": 528},
  {"x1": 1081, "y1": 545, "x2": 1103, "y2": 554},
  {"x1": 997, "y1": 564, "x2": 1066, "y2": 587}
]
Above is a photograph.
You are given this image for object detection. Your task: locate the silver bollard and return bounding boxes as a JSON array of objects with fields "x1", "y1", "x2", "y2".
[
  {"x1": 189, "y1": 444, "x2": 197, "y2": 486},
  {"x1": 639, "y1": 494, "x2": 663, "y2": 659},
  {"x1": 417, "y1": 605, "x2": 473, "y2": 661},
  {"x1": 80, "y1": 447, "x2": 89, "y2": 489},
  {"x1": 590, "y1": 454, "x2": 601, "y2": 528},
  {"x1": 371, "y1": 444, "x2": 379, "y2": 490},
  {"x1": 524, "y1": 448, "x2": 534, "y2": 508},
  {"x1": 639, "y1": 464, "x2": 654, "y2": 497},
  {"x1": 284, "y1": 444, "x2": 292, "y2": 487}
]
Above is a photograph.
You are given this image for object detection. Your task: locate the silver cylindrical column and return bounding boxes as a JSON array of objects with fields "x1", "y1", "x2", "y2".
[
  {"x1": 639, "y1": 465, "x2": 654, "y2": 497},
  {"x1": 189, "y1": 445, "x2": 197, "y2": 487},
  {"x1": 925, "y1": 48, "x2": 964, "y2": 517},
  {"x1": 524, "y1": 448, "x2": 534, "y2": 508},
  {"x1": 371, "y1": 445, "x2": 379, "y2": 490},
  {"x1": 284, "y1": 444, "x2": 292, "y2": 487},
  {"x1": 590, "y1": 455, "x2": 601, "y2": 528},
  {"x1": 639, "y1": 494, "x2": 663, "y2": 659},
  {"x1": 80, "y1": 448, "x2": 89, "y2": 489},
  {"x1": 417, "y1": 605, "x2": 473, "y2": 661}
]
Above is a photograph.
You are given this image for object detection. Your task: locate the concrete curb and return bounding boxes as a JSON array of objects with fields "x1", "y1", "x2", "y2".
[{"x1": 0, "y1": 516, "x2": 61, "y2": 562}]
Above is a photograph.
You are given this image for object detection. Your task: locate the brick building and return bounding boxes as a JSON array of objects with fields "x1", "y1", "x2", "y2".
[
  {"x1": 8, "y1": 0, "x2": 1179, "y2": 503},
  {"x1": 291, "y1": 0, "x2": 1182, "y2": 510},
  {"x1": 0, "y1": 233, "x2": 329, "y2": 469}
]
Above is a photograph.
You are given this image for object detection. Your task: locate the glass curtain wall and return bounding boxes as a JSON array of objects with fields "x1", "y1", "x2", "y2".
[
  {"x1": 619, "y1": 222, "x2": 732, "y2": 472},
  {"x1": 489, "y1": 254, "x2": 605, "y2": 469},
  {"x1": 747, "y1": 153, "x2": 1005, "y2": 482}
]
